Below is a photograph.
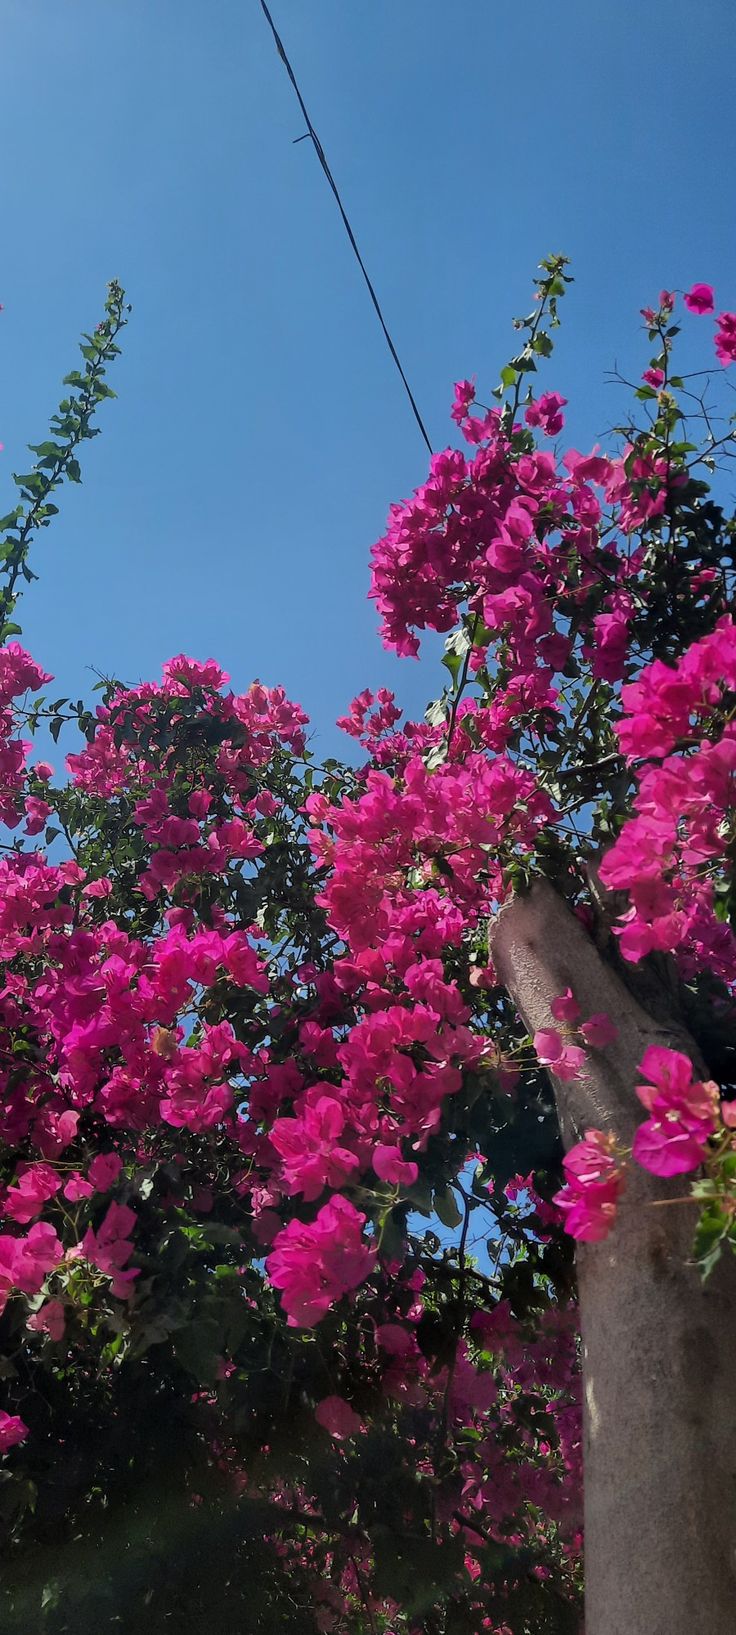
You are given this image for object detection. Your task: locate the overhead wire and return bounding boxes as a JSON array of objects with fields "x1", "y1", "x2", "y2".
[{"x1": 258, "y1": 0, "x2": 433, "y2": 456}]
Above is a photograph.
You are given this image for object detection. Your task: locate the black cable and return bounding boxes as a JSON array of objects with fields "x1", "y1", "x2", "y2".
[{"x1": 258, "y1": 0, "x2": 434, "y2": 456}]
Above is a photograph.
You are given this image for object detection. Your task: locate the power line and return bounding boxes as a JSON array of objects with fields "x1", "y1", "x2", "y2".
[{"x1": 258, "y1": 0, "x2": 433, "y2": 457}]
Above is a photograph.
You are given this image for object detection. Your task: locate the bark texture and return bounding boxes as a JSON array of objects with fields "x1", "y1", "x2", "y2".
[{"x1": 490, "y1": 879, "x2": 736, "y2": 1635}]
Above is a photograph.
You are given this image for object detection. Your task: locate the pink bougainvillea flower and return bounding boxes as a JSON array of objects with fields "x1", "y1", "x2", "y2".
[
  {"x1": 579, "y1": 1013, "x2": 618, "y2": 1049},
  {"x1": 161, "y1": 655, "x2": 230, "y2": 691},
  {"x1": 525, "y1": 391, "x2": 567, "y2": 437},
  {"x1": 3, "y1": 1163, "x2": 61, "y2": 1223},
  {"x1": 635, "y1": 1046, "x2": 692, "y2": 1101},
  {"x1": 270, "y1": 1095, "x2": 359, "y2": 1202},
  {"x1": 683, "y1": 283, "x2": 714, "y2": 315},
  {"x1": 642, "y1": 367, "x2": 664, "y2": 388},
  {"x1": 632, "y1": 1119, "x2": 708, "y2": 1177},
  {"x1": 82, "y1": 1201, "x2": 139, "y2": 1299},
  {"x1": 372, "y1": 1144, "x2": 419, "y2": 1187},
  {"x1": 64, "y1": 1172, "x2": 94, "y2": 1202},
  {"x1": 82, "y1": 876, "x2": 113, "y2": 899},
  {"x1": 715, "y1": 312, "x2": 736, "y2": 366},
  {"x1": 550, "y1": 988, "x2": 580, "y2": 1024},
  {"x1": 266, "y1": 1196, "x2": 375, "y2": 1327},
  {"x1": 0, "y1": 1222, "x2": 63, "y2": 1314},
  {"x1": 533, "y1": 1028, "x2": 586, "y2": 1082},
  {"x1": 556, "y1": 1179, "x2": 622, "y2": 1242},
  {"x1": 0, "y1": 1411, "x2": 29, "y2": 1452},
  {"x1": 26, "y1": 1299, "x2": 65, "y2": 1341},
  {"x1": 555, "y1": 1130, "x2": 625, "y2": 1242},
  {"x1": 23, "y1": 796, "x2": 51, "y2": 836},
  {"x1": 632, "y1": 1046, "x2": 719, "y2": 1177},
  {"x1": 314, "y1": 1395, "x2": 363, "y2": 1439},
  {"x1": 88, "y1": 1152, "x2": 123, "y2": 1192},
  {"x1": 450, "y1": 378, "x2": 476, "y2": 425},
  {"x1": 376, "y1": 1322, "x2": 412, "y2": 1355}
]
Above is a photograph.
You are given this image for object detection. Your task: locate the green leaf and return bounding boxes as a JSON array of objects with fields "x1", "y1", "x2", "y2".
[
  {"x1": 174, "y1": 1317, "x2": 223, "y2": 1384},
  {"x1": 203, "y1": 1224, "x2": 244, "y2": 1248},
  {"x1": 425, "y1": 697, "x2": 448, "y2": 728},
  {"x1": 510, "y1": 348, "x2": 538, "y2": 375},
  {"x1": 27, "y1": 441, "x2": 64, "y2": 460},
  {"x1": 41, "y1": 1581, "x2": 61, "y2": 1614},
  {"x1": 692, "y1": 1202, "x2": 727, "y2": 1280},
  {"x1": 434, "y1": 1187, "x2": 462, "y2": 1230},
  {"x1": 442, "y1": 650, "x2": 463, "y2": 683},
  {"x1": 371, "y1": 1527, "x2": 465, "y2": 1616},
  {"x1": 13, "y1": 471, "x2": 47, "y2": 495}
]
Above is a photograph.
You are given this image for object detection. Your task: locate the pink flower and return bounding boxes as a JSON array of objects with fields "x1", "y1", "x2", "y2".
[
  {"x1": 161, "y1": 655, "x2": 229, "y2": 691},
  {"x1": 0, "y1": 645, "x2": 51, "y2": 705},
  {"x1": 0, "y1": 1411, "x2": 28, "y2": 1452},
  {"x1": 88, "y1": 1153, "x2": 123, "y2": 1191},
  {"x1": 632, "y1": 1120, "x2": 707, "y2": 1176},
  {"x1": 82, "y1": 877, "x2": 113, "y2": 899},
  {"x1": 683, "y1": 283, "x2": 714, "y2": 315},
  {"x1": 376, "y1": 1322, "x2": 412, "y2": 1355},
  {"x1": 659, "y1": 290, "x2": 675, "y2": 313},
  {"x1": 24, "y1": 796, "x2": 51, "y2": 836},
  {"x1": 550, "y1": 988, "x2": 580, "y2": 1024},
  {"x1": 641, "y1": 367, "x2": 664, "y2": 388},
  {"x1": 3, "y1": 1163, "x2": 61, "y2": 1223},
  {"x1": 533, "y1": 1028, "x2": 586, "y2": 1082},
  {"x1": 372, "y1": 1144, "x2": 419, "y2": 1187},
  {"x1": 82, "y1": 1201, "x2": 139, "y2": 1298},
  {"x1": 64, "y1": 1172, "x2": 94, "y2": 1202},
  {"x1": 525, "y1": 392, "x2": 567, "y2": 437},
  {"x1": 37, "y1": 1108, "x2": 79, "y2": 1158},
  {"x1": 314, "y1": 1395, "x2": 363, "y2": 1438},
  {"x1": 591, "y1": 605, "x2": 631, "y2": 682},
  {"x1": 555, "y1": 1130, "x2": 625, "y2": 1242},
  {"x1": 267, "y1": 1196, "x2": 375, "y2": 1327},
  {"x1": 715, "y1": 312, "x2": 736, "y2": 366},
  {"x1": 26, "y1": 1299, "x2": 65, "y2": 1341},
  {"x1": 188, "y1": 788, "x2": 212, "y2": 819},
  {"x1": 0, "y1": 1222, "x2": 63, "y2": 1312},
  {"x1": 451, "y1": 378, "x2": 476, "y2": 425},
  {"x1": 632, "y1": 1046, "x2": 719, "y2": 1177},
  {"x1": 636, "y1": 1045, "x2": 695, "y2": 1100},
  {"x1": 579, "y1": 1013, "x2": 618, "y2": 1049},
  {"x1": 270, "y1": 1096, "x2": 359, "y2": 1202}
]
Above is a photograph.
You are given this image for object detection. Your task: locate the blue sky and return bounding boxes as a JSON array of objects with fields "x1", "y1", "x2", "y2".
[{"x1": 1, "y1": 0, "x2": 734, "y2": 756}]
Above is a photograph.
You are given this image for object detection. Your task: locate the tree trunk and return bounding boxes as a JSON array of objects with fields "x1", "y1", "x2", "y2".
[{"x1": 489, "y1": 879, "x2": 736, "y2": 1635}]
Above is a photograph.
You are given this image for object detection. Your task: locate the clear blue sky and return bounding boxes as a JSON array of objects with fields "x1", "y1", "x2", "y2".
[{"x1": 1, "y1": 0, "x2": 734, "y2": 755}]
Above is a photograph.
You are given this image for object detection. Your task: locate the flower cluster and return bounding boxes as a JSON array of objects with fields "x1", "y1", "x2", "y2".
[
  {"x1": 1, "y1": 267, "x2": 735, "y2": 1635},
  {"x1": 555, "y1": 1045, "x2": 734, "y2": 1243},
  {"x1": 600, "y1": 618, "x2": 736, "y2": 981}
]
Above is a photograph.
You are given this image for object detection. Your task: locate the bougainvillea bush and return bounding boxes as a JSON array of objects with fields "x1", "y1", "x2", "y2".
[{"x1": 0, "y1": 265, "x2": 734, "y2": 1633}]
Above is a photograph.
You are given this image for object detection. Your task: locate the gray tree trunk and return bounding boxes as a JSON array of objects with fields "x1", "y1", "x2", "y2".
[{"x1": 489, "y1": 879, "x2": 736, "y2": 1635}]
